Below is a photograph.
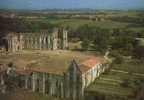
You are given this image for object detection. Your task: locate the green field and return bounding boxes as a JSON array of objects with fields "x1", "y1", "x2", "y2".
[
  {"x1": 86, "y1": 61, "x2": 144, "y2": 100},
  {"x1": 87, "y1": 71, "x2": 132, "y2": 95},
  {"x1": 43, "y1": 19, "x2": 129, "y2": 29},
  {"x1": 23, "y1": 16, "x2": 144, "y2": 32},
  {"x1": 111, "y1": 61, "x2": 144, "y2": 74}
]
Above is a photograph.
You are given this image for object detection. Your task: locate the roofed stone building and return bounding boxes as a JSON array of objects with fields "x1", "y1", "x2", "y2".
[{"x1": 0, "y1": 51, "x2": 109, "y2": 100}]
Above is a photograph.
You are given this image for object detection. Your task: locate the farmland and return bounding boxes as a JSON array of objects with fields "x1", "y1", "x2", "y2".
[{"x1": 85, "y1": 60, "x2": 144, "y2": 100}]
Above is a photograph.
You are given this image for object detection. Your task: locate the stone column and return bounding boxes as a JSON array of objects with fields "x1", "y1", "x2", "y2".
[
  {"x1": 32, "y1": 73, "x2": 37, "y2": 92},
  {"x1": 49, "y1": 75, "x2": 54, "y2": 96},
  {"x1": 10, "y1": 39, "x2": 12, "y2": 51},
  {"x1": 48, "y1": 36, "x2": 51, "y2": 49},
  {"x1": 27, "y1": 38, "x2": 29, "y2": 49},
  {"x1": 30, "y1": 38, "x2": 32, "y2": 49},
  {"x1": 25, "y1": 76, "x2": 28, "y2": 89},
  {"x1": 42, "y1": 73, "x2": 46, "y2": 94},
  {"x1": 81, "y1": 86, "x2": 85, "y2": 100},
  {"x1": 39, "y1": 37, "x2": 42, "y2": 50},
  {"x1": 0, "y1": 74, "x2": 6, "y2": 93},
  {"x1": 27, "y1": 38, "x2": 30, "y2": 49},
  {"x1": 34, "y1": 38, "x2": 37, "y2": 49},
  {"x1": 19, "y1": 34, "x2": 23, "y2": 50},
  {"x1": 23, "y1": 37, "x2": 25, "y2": 49},
  {"x1": 7, "y1": 39, "x2": 11, "y2": 52},
  {"x1": 0, "y1": 74, "x2": 4, "y2": 85},
  {"x1": 31, "y1": 38, "x2": 33, "y2": 49},
  {"x1": 29, "y1": 38, "x2": 31, "y2": 49},
  {"x1": 41, "y1": 37, "x2": 44, "y2": 49},
  {"x1": 33, "y1": 38, "x2": 35, "y2": 49},
  {"x1": 29, "y1": 37, "x2": 31, "y2": 49},
  {"x1": 34, "y1": 37, "x2": 37, "y2": 49},
  {"x1": 11, "y1": 37, "x2": 14, "y2": 52},
  {"x1": 62, "y1": 29, "x2": 68, "y2": 49},
  {"x1": 13, "y1": 38, "x2": 16, "y2": 52},
  {"x1": 45, "y1": 37, "x2": 48, "y2": 49},
  {"x1": 61, "y1": 82, "x2": 64, "y2": 98},
  {"x1": 52, "y1": 28, "x2": 58, "y2": 50},
  {"x1": 43, "y1": 37, "x2": 46, "y2": 49},
  {"x1": 24, "y1": 38, "x2": 27, "y2": 49}
]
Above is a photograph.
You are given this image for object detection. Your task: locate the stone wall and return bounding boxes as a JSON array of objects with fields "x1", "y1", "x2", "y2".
[
  {"x1": 29, "y1": 60, "x2": 83, "y2": 100},
  {"x1": 0, "y1": 58, "x2": 108, "y2": 100},
  {"x1": 31, "y1": 72, "x2": 64, "y2": 98}
]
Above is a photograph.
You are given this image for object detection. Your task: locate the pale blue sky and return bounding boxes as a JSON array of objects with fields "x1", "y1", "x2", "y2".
[{"x1": 0, "y1": 0, "x2": 144, "y2": 10}]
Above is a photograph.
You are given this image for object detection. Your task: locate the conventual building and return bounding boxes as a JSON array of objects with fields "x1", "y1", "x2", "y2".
[{"x1": 0, "y1": 51, "x2": 109, "y2": 100}]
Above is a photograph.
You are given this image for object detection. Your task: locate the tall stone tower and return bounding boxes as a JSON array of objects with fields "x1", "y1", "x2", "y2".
[
  {"x1": 64, "y1": 60, "x2": 83, "y2": 100},
  {"x1": 62, "y1": 29, "x2": 68, "y2": 49},
  {"x1": 52, "y1": 28, "x2": 58, "y2": 50}
]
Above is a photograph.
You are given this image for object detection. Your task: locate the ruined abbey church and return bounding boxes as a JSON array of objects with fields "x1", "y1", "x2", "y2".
[
  {"x1": 0, "y1": 27, "x2": 110, "y2": 100},
  {"x1": 5, "y1": 28, "x2": 68, "y2": 52}
]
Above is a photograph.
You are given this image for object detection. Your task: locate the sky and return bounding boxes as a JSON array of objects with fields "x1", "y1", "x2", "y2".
[{"x1": 0, "y1": 0, "x2": 144, "y2": 10}]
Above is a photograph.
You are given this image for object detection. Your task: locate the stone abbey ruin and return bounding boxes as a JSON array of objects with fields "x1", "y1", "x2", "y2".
[
  {"x1": 5, "y1": 28, "x2": 68, "y2": 52},
  {"x1": 0, "y1": 27, "x2": 109, "y2": 100}
]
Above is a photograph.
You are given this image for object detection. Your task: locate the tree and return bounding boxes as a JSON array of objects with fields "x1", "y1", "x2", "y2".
[
  {"x1": 111, "y1": 34, "x2": 135, "y2": 56},
  {"x1": 93, "y1": 28, "x2": 111, "y2": 52},
  {"x1": 133, "y1": 46, "x2": 144, "y2": 60}
]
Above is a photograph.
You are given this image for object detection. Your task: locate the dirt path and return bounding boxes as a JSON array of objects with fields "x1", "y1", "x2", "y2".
[
  {"x1": 111, "y1": 69, "x2": 144, "y2": 77},
  {"x1": 100, "y1": 77, "x2": 122, "y2": 83}
]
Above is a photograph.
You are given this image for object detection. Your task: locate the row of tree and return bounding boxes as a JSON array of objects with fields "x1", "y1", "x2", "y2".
[
  {"x1": 0, "y1": 16, "x2": 56, "y2": 34},
  {"x1": 69, "y1": 24, "x2": 144, "y2": 59}
]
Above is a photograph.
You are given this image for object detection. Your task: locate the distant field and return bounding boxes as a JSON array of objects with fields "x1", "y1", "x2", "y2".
[
  {"x1": 24, "y1": 18, "x2": 130, "y2": 29},
  {"x1": 20, "y1": 10, "x2": 144, "y2": 32}
]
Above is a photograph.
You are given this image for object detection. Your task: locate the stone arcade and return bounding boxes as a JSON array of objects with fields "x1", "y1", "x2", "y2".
[{"x1": 5, "y1": 28, "x2": 68, "y2": 52}]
